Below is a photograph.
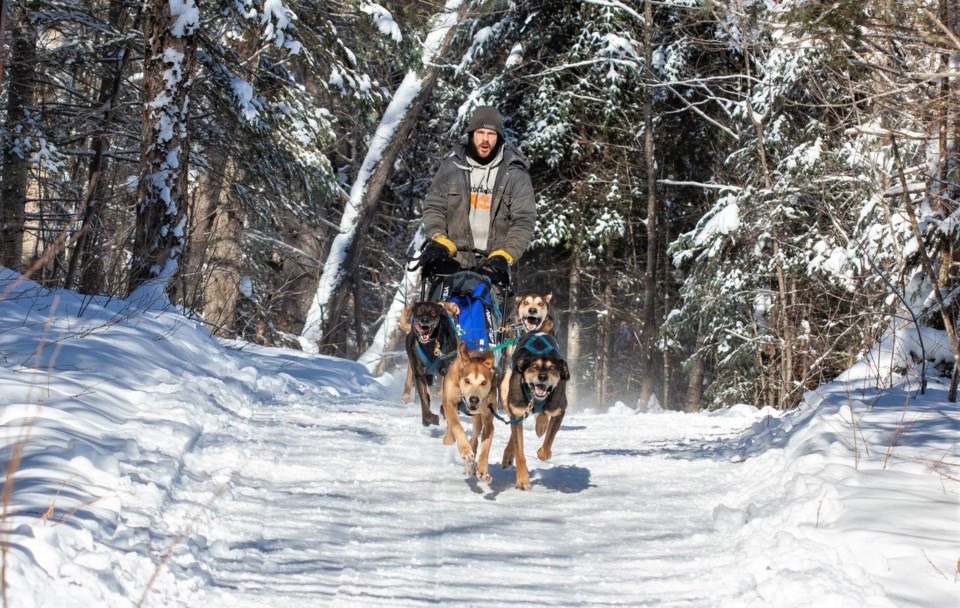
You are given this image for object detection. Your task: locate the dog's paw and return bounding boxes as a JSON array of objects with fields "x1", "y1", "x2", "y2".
[
  {"x1": 515, "y1": 477, "x2": 530, "y2": 490},
  {"x1": 422, "y1": 413, "x2": 440, "y2": 426},
  {"x1": 461, "y1": 453, "x2": 475, "y2": 474},
  {"x1": 536, "y1": 446, "x2": 552, "y2": 461},
  {"x1": 401, "y1": 392, "x2": 412, "y2": 404},
  {"x1": 477, "y1": 468, "x2": 492, "y2": 483}
]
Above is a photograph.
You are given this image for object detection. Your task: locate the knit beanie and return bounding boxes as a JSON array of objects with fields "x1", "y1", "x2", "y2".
[{"x1": 465, "y1": 106, "x2": 505, "y2": 137}]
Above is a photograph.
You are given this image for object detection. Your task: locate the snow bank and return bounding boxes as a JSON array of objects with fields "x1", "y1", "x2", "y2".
[{"x1": 0, "y1": 269, "x2": 381, "y2": 607}]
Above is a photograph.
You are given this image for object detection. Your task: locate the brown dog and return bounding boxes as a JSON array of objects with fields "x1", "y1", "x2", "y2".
[
  {"x1": 441, "y1": 343, "x2": 497, "y2": 481},
  {"x1": 500, "y1": 332, "x2": 569, "y2": 490},
  {"x1": 400, "y1": 300, "x2": 460, "y2": 426}
]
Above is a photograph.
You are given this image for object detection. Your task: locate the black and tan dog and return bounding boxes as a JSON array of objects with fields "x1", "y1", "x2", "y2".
[
  {"x1": 441, "y1": 343, "x2": 497, "y2": 482},
  {"x1": 499, "y1": 292, "x2": 556, "y2": 409},
  {"x1": 501, "y1": 331, "x2": 569, "y2": 490},
  {"x1": 400, "y1": 300, "x2": 461, "y2": 426}
]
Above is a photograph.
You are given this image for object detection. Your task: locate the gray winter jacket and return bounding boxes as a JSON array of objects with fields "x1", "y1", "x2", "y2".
[{"x1": 421, "y1": 140, "x2": 536, "y2": 267}]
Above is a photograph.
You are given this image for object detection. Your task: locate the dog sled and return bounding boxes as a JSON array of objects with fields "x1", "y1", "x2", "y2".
[{"x1": 414, "y1": 246, "x2": 511, "y2": 358}]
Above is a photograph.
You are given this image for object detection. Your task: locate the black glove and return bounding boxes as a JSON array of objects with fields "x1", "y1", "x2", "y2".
[
  {"x1": 419, "y1": 240, "x2": 449, "y2": 265},
  {"x1": 479, "y1": 254, "x2": 511, "y2": 288},
  {"x1": 419, "y1": 240, "x2": 460, "y2": 278}
]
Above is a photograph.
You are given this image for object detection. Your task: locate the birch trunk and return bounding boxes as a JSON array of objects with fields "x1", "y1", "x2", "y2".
[{"x1": 301, "y1": 0, "x2": 469, "y2": 354}]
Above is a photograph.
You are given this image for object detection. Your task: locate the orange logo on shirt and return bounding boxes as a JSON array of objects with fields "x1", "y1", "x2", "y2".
[{"x1": 471, "y1": 192, "x2": 492, "y2": 211}]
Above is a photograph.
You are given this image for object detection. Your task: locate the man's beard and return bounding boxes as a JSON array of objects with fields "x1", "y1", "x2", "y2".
[{"x1": 467, "y1": 138, "x2": 503, "y2": 165}]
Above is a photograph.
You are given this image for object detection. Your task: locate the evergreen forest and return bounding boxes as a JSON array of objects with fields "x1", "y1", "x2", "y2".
[{"x1": 1, "y1": 0, "x2": 957, "y2": 411}]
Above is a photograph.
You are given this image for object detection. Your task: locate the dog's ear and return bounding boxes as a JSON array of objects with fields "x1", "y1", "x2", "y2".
[
  {"x1": 513, "y1": 349, "x2": 534, "y2": 373},
  {"x1": 482, "y1": 350, "x2": 494, "y2": 369},
  {"x1": 458, "y1": 341, "x2": 469, "y2": 360},
  {"x1": 399, "y1": 304, "x2": 413, "y2": 332},
  {"x1": 439, "y1": 301, "x2": 460, "y2": 318},
  {"x1": 557, "y1": 359, "x2": 570, "y2": 381},
  {"x1": 545, "y1": 293, "x2": 553, "y2": 303}
]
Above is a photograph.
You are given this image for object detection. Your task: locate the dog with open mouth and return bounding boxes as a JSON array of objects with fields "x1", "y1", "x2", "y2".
[
  {"x1": 441, "y1": 342, "x2": 497, "y2": 482},
  {"x1": 400, "y1": 300, "x2": 461, "y2": 426},
  {"x1": 500, "y1": 331, "x2": 569, "y2": 490},
  {"x1": 515, "y1": 292, "x2": 556, "y2": 334},
  {"x1": 499, "y1": 292, "x2": 556, "y2": 413}
]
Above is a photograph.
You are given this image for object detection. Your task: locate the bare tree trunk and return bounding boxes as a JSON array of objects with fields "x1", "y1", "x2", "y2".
[
  {"x1": 0, "y1": 0, "x2": 7, "y2": 90},
  {"x1": 598, "y1": 269, "x2": 613, "y2": 408},
  {"x1": 201, "y1": 165, "x2": 244, "y2": 333},
  {"x1": 566, "y1": 241, "x2": 582, "y2": 411},
  {"x1": 740, "y1": 35, "x2": 794, "y2": 408},
  {"x1": 279, "y1": 213, "x2": 324, "y2": 335},
  {"x1": 684, "y1": 330, "x2": 707, "y2": 413},
  {"x1": 948, "y1": 0, "x2": 960, "y2": 400},
  {"x1": 637, "y1": 0, "x2": 660, "y2": 407},
  {"x1": 1, "y1": 5, "x2": 36, "y2": 273},
  {"x1": 891, "y1": 135, "x2": 960, "y2": 401},
  {"x1": 182, "y1": 21, "x2": 267, "y2": 327},
  {"x1": 128, "y1": 0, "x2": 199, "y2": 297}
]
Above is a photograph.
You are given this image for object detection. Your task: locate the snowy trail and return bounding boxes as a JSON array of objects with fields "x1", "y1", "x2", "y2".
[
  {"x1": 169, "y1": 392, "x2": 759, "y2": 607},
  {"x1": 3, "y1": 273, "x2": 956, "y2": 608}
]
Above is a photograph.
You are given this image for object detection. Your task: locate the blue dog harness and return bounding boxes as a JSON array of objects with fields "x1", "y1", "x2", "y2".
[
  {"x1": 484, "y1": 331, "x2": 565, "y2": 425},
  {"x1": 511, "y1": 332, "x2": 563, "y2": 371}
]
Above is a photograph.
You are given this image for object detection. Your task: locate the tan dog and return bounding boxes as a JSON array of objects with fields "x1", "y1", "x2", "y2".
[
  {"x1": 441, "y1": 343, "x2": 497, "y2": 482},
  {"x1": 399, "y1": 300, "x2": 460, "y2": 426},
  {"x1": 515, "y1": 293, "x2": 555, "y2": 335},
  {"x1": 500, "y1": 332, "x2": 569, "y2": 490}
]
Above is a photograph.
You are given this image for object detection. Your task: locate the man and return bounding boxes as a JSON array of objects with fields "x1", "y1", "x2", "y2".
[{"x1": 418, "y1": 105, "x2": 536, "y2": 289}]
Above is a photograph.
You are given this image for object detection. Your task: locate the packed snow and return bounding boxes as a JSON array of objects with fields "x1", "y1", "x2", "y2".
[{"x1": 1, "y1": 267, "x2": 957, "y2": 607}]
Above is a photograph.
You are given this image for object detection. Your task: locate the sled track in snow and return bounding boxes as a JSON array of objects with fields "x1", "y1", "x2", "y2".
[{"x1": 167, "y1": 396, "x2": 759, "y2": 607}]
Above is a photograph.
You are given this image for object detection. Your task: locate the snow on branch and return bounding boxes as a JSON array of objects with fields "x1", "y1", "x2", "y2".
[
  {"x1": 658, "y1": 179, "x2": 743, "y2": 191},
  {"x1": 583, "y1": 0, "x2": 643, "y2": 22},
  {"x1": 361, "y1": 2, "x2": 403, "y2": 43}
]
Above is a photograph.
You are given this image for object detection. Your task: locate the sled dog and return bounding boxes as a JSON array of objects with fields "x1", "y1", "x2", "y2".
[
  {"x1": 441, "y1": 343, "x2": 497, "y2": 482},
  {"x1": 501, "y1": 332, "x2": 569, "y2": 490},
  {"x1": 514, "y1": 292, "x2": 556, "y2": 335},
  {"x1": 400, "y1": 300, "x2": 460, "y2": 426}
]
